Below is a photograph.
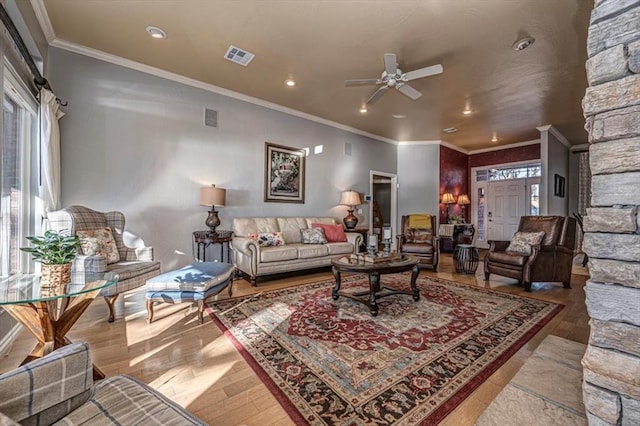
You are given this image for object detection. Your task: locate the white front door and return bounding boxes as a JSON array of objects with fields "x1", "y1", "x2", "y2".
[{"x1": 487, "y1": 179, "x2": 526, "y2": 241}]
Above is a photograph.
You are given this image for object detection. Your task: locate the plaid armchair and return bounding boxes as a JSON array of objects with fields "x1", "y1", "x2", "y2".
[
  {"x1": 48, "y1": 206, "x2": 161, "y2": 322},
  {"x1": 0, "y1": 342, "x2": 205, "y2": 425}
]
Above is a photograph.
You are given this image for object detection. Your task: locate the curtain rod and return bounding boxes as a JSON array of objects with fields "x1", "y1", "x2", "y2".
[{"x1": 0, "y1": 3, "x2": 67, "y2": 105}]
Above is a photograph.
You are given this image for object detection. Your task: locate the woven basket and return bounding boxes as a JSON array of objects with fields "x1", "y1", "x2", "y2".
[{"x1": 41, "y1": 263, "x2": 72, "y2": 289}]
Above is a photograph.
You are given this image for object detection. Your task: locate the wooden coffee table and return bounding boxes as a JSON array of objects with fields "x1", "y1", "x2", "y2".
[{"x1": 331, "y1": 254, "x2": 420, "y2": 316}]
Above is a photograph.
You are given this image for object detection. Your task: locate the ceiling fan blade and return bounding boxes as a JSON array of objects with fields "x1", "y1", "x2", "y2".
[
  {"x1": 396, "y1": 83, "x2": 422, "y2": 100},
  {"x1": 383, "y1": 53, "x2": 397, "y2": 75},
  {"x1": 345, "y1": 78, "x2": 380, "y2": 87},
  {"x1": 366, "y1": 85, "x2": 389, "y2": 104},
  {"x1": 402, "y1": 64, "x2": 444, "y2": 81}
]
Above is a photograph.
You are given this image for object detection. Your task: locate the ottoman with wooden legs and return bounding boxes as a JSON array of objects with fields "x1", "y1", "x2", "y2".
[{"x1": 145, "y1": 262, "x2": 234, "y2": 323}]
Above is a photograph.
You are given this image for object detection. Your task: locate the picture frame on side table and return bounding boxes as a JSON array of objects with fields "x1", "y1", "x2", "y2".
[
  {"x1": 554, "y1": 174, "x2": 565, "y2": 198},
  {"x1": 264, "y1": 142, "x2": 306, "y2": 203}
]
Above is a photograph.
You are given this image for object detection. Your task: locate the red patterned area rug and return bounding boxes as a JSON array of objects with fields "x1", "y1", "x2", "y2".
[{"x1": 206, "y1": 275, "x2": 562, "y2": 425}]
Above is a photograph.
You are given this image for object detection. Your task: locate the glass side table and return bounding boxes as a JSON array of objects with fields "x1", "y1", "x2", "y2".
[{"x1": 192, "y1": 230, "x2": 233, "y2": 263}]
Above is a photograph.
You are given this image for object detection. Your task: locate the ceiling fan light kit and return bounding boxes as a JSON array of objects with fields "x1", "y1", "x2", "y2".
[{"x1": 345, "y1": 53, "x2": 443, "y2": 105}]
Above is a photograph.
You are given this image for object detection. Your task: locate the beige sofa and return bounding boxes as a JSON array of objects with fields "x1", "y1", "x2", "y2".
[{"x1": 232, "y1": 217, "x2": 363, "y2": 285}]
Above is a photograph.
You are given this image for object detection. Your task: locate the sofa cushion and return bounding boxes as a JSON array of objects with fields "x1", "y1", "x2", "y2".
[
  {"x1": 305, "y1": 217, "x2": 336, "y2": 228},
  {"x1": 300, "y1": 228, "x2": 327, "y2": 244},
  {"x1": 260, "y1": 246, "x2": 298, "y2": 263},
  {"x1": 326, "y1": 242, "x2": 354, "y2": 255},
  {"x1": 276, "y1": 218, "x2": 308, "y2": 244},
  {"x1": 506, "y1": 231, "x2": 545, "y2": 255},
  {"x1": 233, "y1": 217, "x2": 279, "y2": 236},
  {"x1": 248, "y1": 232, "x2": 286, "y2": 247},
  {"x1": 488, "y1": 251, "x2": 528, "y2": 266},
  {"x1": 61, "y1": 375, "x2": 205, "y2": 425},
  {"x1": 106, "y1": 261, "x2": 161, "y2": 281},
  {"x1": 312, "y1": 223, "x2": 347, "y2": 242},
  {"x1": 402, "y1": 242, "x2": 435, "y2": 255},
  {"x1": 77, "y1": 228, "x2": 120, "y2": 264},
  {"x1": 295, "y1": 243, "x2": 329, "y2": 259}
]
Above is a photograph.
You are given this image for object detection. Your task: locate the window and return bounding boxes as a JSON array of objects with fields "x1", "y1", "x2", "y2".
[
  {"x1": 488, "y1": 164, "x2": 541, "y2": 181},
  {"x1": 1, "y1": 66, "x2": 38, "y2": 277},
  {"x1": 530, "y1": 183, "x2": 540, "y2": 215}
]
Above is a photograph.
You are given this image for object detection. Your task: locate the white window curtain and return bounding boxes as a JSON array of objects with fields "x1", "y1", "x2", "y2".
[{"x1": 39, "y1": 88, "x2": 64, "y2": 227}]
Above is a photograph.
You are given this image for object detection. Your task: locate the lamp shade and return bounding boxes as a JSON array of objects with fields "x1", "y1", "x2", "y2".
[
  {"x1": 457, "y1": 194, "x2": 471, "y2": 205},
  {"x1": 441, "y1": 192, "x2": 455, "y2": 204},
  {"x1": 340, "y1": 190, "x2": 362, "y2": 207},
  {"x1": 200, "y1": 184, "x2": 226, "y2": 207}
]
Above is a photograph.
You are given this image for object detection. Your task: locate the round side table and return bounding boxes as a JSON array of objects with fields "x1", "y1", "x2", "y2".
[{"x1": 453, "y1": 244, "x2": 480, "y2": 274}]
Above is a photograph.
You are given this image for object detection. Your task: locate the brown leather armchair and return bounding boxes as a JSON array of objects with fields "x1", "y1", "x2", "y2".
[
  {"x1": 396, "y1": 214, "x2": 439, "y2": 271},
  {"x1": 484, "y1": 216, "x2": 576, "y2": 292}
]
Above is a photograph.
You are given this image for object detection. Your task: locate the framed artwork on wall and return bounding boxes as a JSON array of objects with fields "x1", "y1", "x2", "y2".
[
  {"x1": 264, "y1": 142, "x2": 306, "y2": 203},
  {"x1": 554, "y1": 174, "x2": 565, "y2": 198}
]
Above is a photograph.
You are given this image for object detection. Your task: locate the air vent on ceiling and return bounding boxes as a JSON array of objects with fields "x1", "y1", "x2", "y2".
[
  {"x1": 204, "y1": 108, "x2": 218, "y2": 128},
  {"x1": 224, "y1": 45, "x2": 255, "y2": 66}
]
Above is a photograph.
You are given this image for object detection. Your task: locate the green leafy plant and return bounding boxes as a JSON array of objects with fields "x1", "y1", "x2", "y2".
[{"x1": 20, "y1": 230, "x2": 80, "y2": 265}]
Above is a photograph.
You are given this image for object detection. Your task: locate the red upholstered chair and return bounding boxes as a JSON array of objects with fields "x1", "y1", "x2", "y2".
[
  {"x1": 484, "y1": 216, "x2": 577, "y2": 292},
  {"x1": 396, "y1": 214, "x2": 439, "y2": 271}
]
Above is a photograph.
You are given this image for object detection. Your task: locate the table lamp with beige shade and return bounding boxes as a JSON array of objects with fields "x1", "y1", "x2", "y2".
[
  {"x1": 457, "y1": 193, "x2": 470, "y2": 215},
  {"x1": 200, "y1": 184, "x2": 226, "y2": 233},
  {"x1": 441, "y1": 192, "x2": 456, "y2": 223},
  {"x1": 340, "y1": 190, "x2": 362, "y2": 229}
]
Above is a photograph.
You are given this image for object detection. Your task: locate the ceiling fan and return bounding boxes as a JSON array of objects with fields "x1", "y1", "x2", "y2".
[{"x1": 345, "y1": 53, "x2": 443, "y2": 105}]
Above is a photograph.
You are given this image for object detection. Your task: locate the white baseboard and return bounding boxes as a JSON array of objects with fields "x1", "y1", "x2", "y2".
[{"x1": 0, "y1": 323, "x2": 23, "y2": 358}]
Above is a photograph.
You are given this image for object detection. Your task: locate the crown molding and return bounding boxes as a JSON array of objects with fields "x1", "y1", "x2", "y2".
[
  {"x1": 48, "y1": 38, "x2": 397, "y2": 145},
  {"x1": 536, "y1": 124, "x2": 571, "y2": 148},
  {"x1": 30, "y1": 0, "x2": 55, "y2": 43},
  {"x1": 439, "y1": 140, "x2": 469, "y2": 154},
  {"x1": 570, "y1": 143, "x2": 589, "y2": 152},
  {"x1": 468, "y1": 139, "x2": 541, "y2": 155}
]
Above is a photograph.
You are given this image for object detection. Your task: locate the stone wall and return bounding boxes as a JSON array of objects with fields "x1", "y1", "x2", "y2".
[{"x1": 581, "y1": 0, "x2": 640, "y2": 424}]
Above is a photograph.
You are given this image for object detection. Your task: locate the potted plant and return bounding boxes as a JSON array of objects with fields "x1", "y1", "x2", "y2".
[{"x1": 21, "y1": 230, "x2": 80, "y2": 288}]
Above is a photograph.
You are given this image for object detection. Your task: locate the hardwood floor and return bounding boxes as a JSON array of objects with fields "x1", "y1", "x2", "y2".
[{"x1": 0, "y1": 254, "x2": 590, "y2": 425}]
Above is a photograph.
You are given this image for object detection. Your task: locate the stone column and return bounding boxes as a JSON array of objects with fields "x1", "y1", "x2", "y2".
[{"x1": 581, "y1": 1, "x2": 640, "y2": 425}]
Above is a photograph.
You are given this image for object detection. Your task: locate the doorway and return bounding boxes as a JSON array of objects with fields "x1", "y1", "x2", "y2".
[{"x1": 369, "y1": 171, "x2": 397, "y2": 249}]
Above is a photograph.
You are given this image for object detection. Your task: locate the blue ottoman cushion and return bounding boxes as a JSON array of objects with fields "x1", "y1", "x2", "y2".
[
  {"x1": 146, "y1": 262, "x2": 234, "y2": 292},
  {"x1": 145, "y1": 262, "x2": 234, "y2": 323}
]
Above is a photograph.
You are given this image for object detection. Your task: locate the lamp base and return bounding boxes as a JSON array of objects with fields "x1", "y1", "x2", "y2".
[
  {"x1": 343, "y1": 209, "x2": 358, "y2": 230},
  {"x1": 205, "y1": 208, "x2": 220, "y2": 233}
]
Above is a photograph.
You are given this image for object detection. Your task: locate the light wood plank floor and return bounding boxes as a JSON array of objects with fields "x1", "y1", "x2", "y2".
[{"x1": 0, "y1": 254, "x2": 590, "y2": 425}]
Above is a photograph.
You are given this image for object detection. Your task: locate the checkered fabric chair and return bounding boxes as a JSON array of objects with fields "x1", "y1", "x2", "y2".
[
  {"x1": 0, "y1": 342, "x2": 205, "y2": 425},
  {"x1": 48, "y1": 205, "x2": 161, "y2": 322}
]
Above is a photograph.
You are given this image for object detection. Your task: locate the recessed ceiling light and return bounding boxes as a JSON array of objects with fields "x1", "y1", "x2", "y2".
[
  {"x1": 359, "y1": 107, "x2": 368, "y2": 114},
  {"x1": 462, "y1": 109, "x2": 473, "y2": 115},
  {"x1": 491, "y1": 135, "x2": 498, "y2": 142},
  {"x1": 392, "y1": 114, "x2": 406, "y2": 119},
  {"x1": 512, "y1": 37, "x2": 535, "y2": 51},
  {"x1": 284, "y1": 79, "x2": 296, "y2": 87},
  {"x1": 442, "y1": 127, "x2": 458, "y2": 133},
  {"x1": 146, "y1": 26, "x2": 167, "y2": 39}
]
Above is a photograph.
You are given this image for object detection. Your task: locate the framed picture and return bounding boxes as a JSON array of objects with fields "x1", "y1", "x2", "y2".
[
  {"x1": 554, "y1": 174, "x2": 565, "y2": 198},
  {"x1": 264, "y1": 142, "x2": 306, "y2": 203}
]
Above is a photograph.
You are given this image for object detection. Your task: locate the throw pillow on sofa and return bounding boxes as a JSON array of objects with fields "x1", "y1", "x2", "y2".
[
  {"x1": 300, "y1": 227, "x2": 328, "y2": 244},
  {"x1": 76, "y1": 227, "x2": 120, "y2": 264},
  {"x1": 248, "y1": 232, "x2": 286, "y2": 247},
  {"x1": 311, "y1": 223, "x2": 347, "y2": 242},
  {"x1": 506, "y1": 231, "x2": 546, "y2": 255}
]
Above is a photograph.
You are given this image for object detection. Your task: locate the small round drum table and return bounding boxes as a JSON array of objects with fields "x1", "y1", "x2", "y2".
[{"x1": 453, "y1": 244, "x2": 480, "y2": 274}]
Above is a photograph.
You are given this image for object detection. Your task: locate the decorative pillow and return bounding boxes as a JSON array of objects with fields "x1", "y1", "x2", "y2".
[
  {"x1": 506, "y1": 231, "x2": 546, "y2": 255},
  {"x1": 300, "y1": 227, "x2": 328, "y2": 244},
  {"x1": 76, "y1": 228, "x2": 120, "y2": 264},
  {"x1": 248, "y1": 232, "x2": 286, "y2": 247},
  {"x1": 311, "y1": 223, "x2": 347, "y2": 242}
]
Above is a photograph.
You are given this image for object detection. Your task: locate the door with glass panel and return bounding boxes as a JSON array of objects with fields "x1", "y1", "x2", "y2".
[{"x1": 487, "y1": 180, "x2": 526, "y2": 241}]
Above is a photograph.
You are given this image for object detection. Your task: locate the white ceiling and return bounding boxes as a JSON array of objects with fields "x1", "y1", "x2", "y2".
[{"x1": 37, "y1": 0, "x2": 592, "y2": 150}]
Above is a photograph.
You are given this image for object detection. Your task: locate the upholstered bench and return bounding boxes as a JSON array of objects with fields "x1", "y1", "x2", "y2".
[{"x1": 145, "y1": 262, "x2": 234, "y2": 323}]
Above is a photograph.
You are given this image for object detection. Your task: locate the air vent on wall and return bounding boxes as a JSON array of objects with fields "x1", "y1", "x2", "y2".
[
  {"x1": 204, "y1": 108, "x2": 218, "y2": 128},
  {"x1": 224, "y1": 45, "x2": 255, "y2": 66}
]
